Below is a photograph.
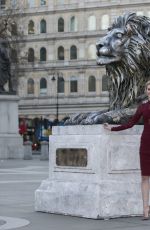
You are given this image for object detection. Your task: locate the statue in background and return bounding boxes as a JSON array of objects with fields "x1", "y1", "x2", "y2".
[
  {"x1": 65, "y1": 12, "x2": 150, "y2": 125},
  {"x1": 0, "y1": 41, "x2": 13, "y2": 94}
]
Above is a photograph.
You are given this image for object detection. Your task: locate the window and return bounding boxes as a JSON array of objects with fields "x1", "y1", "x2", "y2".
[
  {"x1": 70, "y1": 76, "x2": 78, "y2": 93},
  {"x1": 40, "y1": 78, "x2": 47, "y2": 95},
  {"x1": 70, "y1": 16, "x2": 77, "y2": 32},
  {"x1": 27, "y1": 78, "x2": 34, "y2": 94},
  {"x1": 28, "y1": 48, "x2": 34, "y2": 62},
  {"x1": 28, "y1": 0, "x2": 34, "y2": 8},
  {"x1": 136, "y1": 11, "x2": 144, "y2": 16},
  {"x1": 28, "y1": 20, "x2": 34, "y2": 34},
  {"x1": 102, "y1": 75, "x2": 108, "y2": 91},
  {"x1": 11, "y1": 0, "x2": 17, "y2": 8},
  {"x1": 10, "y1": 49, "x2": 18, "y2": 63},
  {"x1": 58, "y1": 77, "x2": 64, "y2": 93},
  {"x1": 88, "y1": 76, "x2": 96, "y2": 92},
  {"x1": 40, "y1": 47, "x2": 46, "y2": 61},
  {"x1": 57, "y1": 0, "x2": 64, "y2": 4},
  {"x1": 70, "y1": 45, "x2": 77, "y2": 60},
  {"x1": 58, "y1": 46, "x2": 64, "y2": 60},
  {"x1": 40, "y1": 0, "x2": 46, "y2": 5},
  {"x1": 11, "y1": 22, "x2": 17, "y2": 36},
  {"x1": 101, "y1": 14, "x2": 109, "y2": 30},
  {"x1": 0, "y1": 0, "x2": 5, "y2": 9},
  {"x1": 88, "y1": 44, "x2": 96, "y2": 59},
  {"x1": 88, "y1": 15, "x2": 96, "y2": 31},
  {"x1": 147, "y1": 11, "x2": 150, "y2": 18},
  {"x1": 58, "y1": 17, "x2": 64, "y2": 32},
  {"x1": 40, "y1": 19, "x2": 46, "y2": 33}
]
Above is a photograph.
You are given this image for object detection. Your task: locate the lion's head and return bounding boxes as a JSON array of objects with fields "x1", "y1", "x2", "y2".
[{"x1": 96, "y1": 12, "x2": 150, "y2": 109}]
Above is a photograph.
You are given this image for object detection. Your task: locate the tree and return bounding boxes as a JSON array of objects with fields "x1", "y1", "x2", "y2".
[{"x1": 0, "y1": 1, "x2": 24, "y2": 92}]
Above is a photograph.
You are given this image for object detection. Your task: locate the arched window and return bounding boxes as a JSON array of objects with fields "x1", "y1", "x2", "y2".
[
  {"x1": 57, "y1": 0, "x2": 64, "y2": 4},
  {"x1": 40, "y1": 47, "x2": 46, "y2": 61},
  {"x1": 147, "y1": 11, "x2": 150, "y2": 18},
  {"x1": 88, "y1": 15, "x2": 96, "y2": 31},
  {"x1": 28, "y1": 20, "x2": 34, "y2": 34},
  {"x1": 102, "y1": 75, "x2": 109, "y2": 91},
  {"x1": 101, "y1": 14, "x2": 109, "y2": 30},
  {"x1": 70, "y1": 76, "x2": 78, "y2": 93},
  {"x1": 40, "y1": 78, "x2": 47, "y2": 94},
  {"x1": 70, "y1": 16, "x2": 77, "y2": 32},
  {"x1": 11, "y1": 22, "x2": 17, "y2": 35},
  {"x1": 40, "y1": 19, "x2": 46, "y2": 33},
  {"x1": 28, "y1": 48, "x2": 34, "y2": 62},
  {"x1": 11, "y1": 49, "x2": 18, "y2": 63},
  {"x1": 40, "y1": 0, "x2": 46, "y2": 5},
  {"x1": 88, "y1": 76, "x2": 96, "y2": 92},
  {"x1": 58, "y1": 76, "x2": 64, "y2": 93},
  {"x1": 27, "y1": 78, "x2": 34, "y2": 94},
  {"x1": 70, "y1": 45, "x2": 77, "y2": 60},
  {"x1": 58, "y1": 17, "x2": 64, "y2": 32},
  {"x1": 28, "y1": 0, "x2": 34, "y2": 8},
  {"x1": 88, "y1": 44, "x2": 96, "y2": 59},
  {"x1": 12, "y1": 0, "x2": 17, "y2": 7},
  {"x1": 58, "y1": 46, "x2": 64, "y2": 60},
  {"x1": 0, "y1": 0, "x2": 5, "y2": 9}
]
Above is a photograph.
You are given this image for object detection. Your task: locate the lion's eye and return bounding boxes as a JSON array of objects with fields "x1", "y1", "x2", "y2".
[{"x1": 116, "y1": 33, "x2": 123, "y2": 39}]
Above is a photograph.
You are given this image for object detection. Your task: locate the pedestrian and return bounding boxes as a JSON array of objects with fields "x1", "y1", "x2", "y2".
[{"x1": 103, "y1": 80, "x2": 150, "y2": 220}]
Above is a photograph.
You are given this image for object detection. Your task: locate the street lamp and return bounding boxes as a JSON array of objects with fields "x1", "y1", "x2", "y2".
[{"x1": 51, "y1": 72, "x2": 63, "y2": 124}]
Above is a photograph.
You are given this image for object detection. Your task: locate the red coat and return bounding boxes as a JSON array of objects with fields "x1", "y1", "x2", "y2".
[{"x1": 19, "y1": 123, "x2": 27, "y2": 135}]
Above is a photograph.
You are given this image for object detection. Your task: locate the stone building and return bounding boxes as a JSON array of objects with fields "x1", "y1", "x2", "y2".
[{"x1": 1, "y1": 0, "x2": 150, "y2": 121}]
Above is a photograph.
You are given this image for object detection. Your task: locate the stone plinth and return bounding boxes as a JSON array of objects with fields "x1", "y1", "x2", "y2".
[
  {"x1": 35, "y1": 125, "x2": 143, "y2": 219},
  {"x1": 24, "y1": 141, "x2": 32, "y2": 160},
  {"x1": 0, "y1": 95, "x2": 23, "y2": 159},
  {"x1": 40, "y1": 141, "x2": 49, "y2": 160}
]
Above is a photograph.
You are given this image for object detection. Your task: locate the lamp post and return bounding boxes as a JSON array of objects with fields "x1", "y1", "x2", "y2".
[{"x1": 51, "y1": 72, "x2": 62, "y2": 124}]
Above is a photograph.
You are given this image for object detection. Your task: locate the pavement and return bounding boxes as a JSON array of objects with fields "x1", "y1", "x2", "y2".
[{"x1": 0, "y1": 158, "x2": 150, "y2": 230}]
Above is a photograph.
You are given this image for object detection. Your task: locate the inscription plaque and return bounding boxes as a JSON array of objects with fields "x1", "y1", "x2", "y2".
[{"x1": 56, "y1": 148, "x2": 87, "y2": 167}]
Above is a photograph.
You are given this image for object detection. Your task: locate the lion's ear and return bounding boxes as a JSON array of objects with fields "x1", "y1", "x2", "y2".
[{"x1": 126, "y1": 24, "x2": 132, "y2": 36}]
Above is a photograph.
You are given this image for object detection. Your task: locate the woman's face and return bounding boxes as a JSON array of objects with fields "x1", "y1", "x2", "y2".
[{"x1": 146, "y1": 84, "x2": 150, "y2": 98}]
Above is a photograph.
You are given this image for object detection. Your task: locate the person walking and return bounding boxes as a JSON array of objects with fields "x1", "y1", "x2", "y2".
[{"x1": 104, "y1": 80, "x2": 150, "y2": 220}]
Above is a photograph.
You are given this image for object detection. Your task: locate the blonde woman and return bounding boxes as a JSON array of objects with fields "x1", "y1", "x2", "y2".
[{"x1": 104, "y1": 80, "x2": 150, "y2": 220}]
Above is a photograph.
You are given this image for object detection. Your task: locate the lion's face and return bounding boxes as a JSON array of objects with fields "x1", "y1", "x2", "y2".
[{"x1": 96, "y1": 27, "x2": 129, "y2": 65}]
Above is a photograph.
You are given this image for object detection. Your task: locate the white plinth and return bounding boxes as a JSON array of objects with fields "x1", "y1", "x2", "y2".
[
  {"x1": 35, "y1": 125, "x2": 143, "y2": 219},
  {"x1": 0, "y1": 95, "x2": 23, "y2": 159}
]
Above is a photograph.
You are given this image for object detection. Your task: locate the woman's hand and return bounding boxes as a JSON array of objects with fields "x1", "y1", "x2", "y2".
[{"x1": 103, "y1": 123, "x2": 111, "y2": 131}]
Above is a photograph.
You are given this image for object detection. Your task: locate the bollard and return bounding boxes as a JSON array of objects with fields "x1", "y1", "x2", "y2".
[
  {"x1": 40, "y1": 141, "x2": 49, "y2": 160},
  {"x1": 24, "y1": 141, "x2": 32, "y2": 160}
]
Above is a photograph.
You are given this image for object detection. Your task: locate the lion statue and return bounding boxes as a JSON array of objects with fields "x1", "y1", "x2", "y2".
[
  {"x1": 65, "y1": 12, "x2": 150, "y2": 125},
  {"x1": 97, "y1": 12, "x2": 150, "y2": 109}
]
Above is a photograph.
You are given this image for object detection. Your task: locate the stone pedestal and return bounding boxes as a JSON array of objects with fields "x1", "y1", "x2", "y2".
[
  {"x1": 40, "y1": 141, "x2": 49, "y2": 160},
  {"x1": 35, "y1": 125, "x2": 143, "y2": 219},
  {"x1": 0, "y1": 95, "x2": 23, "y2": 159},
  {"x1": 24, "y1": 141, "x2": 32, "y2": 160}
]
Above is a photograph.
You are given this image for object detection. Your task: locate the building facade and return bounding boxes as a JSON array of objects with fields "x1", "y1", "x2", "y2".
[{"x1": 1, "y1": 0, "x2": 150, "y2": 121}]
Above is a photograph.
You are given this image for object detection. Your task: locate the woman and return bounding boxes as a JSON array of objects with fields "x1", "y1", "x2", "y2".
[{"x1": 104, "y1": 80, "x2": 150, "y2": 220}]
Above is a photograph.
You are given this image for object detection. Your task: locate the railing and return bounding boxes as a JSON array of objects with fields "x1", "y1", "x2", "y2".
[
  {"x1": 21, "y1": 30, "x2": 105, "y2": 41},
  {"x1": 18, "y1": 59, "x2": 98, "y2": 70}
]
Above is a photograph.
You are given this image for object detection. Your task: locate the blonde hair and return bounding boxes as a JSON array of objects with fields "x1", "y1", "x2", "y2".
[{"x1": 145, "y1": 80, "x2": 150, "y2": 91}]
